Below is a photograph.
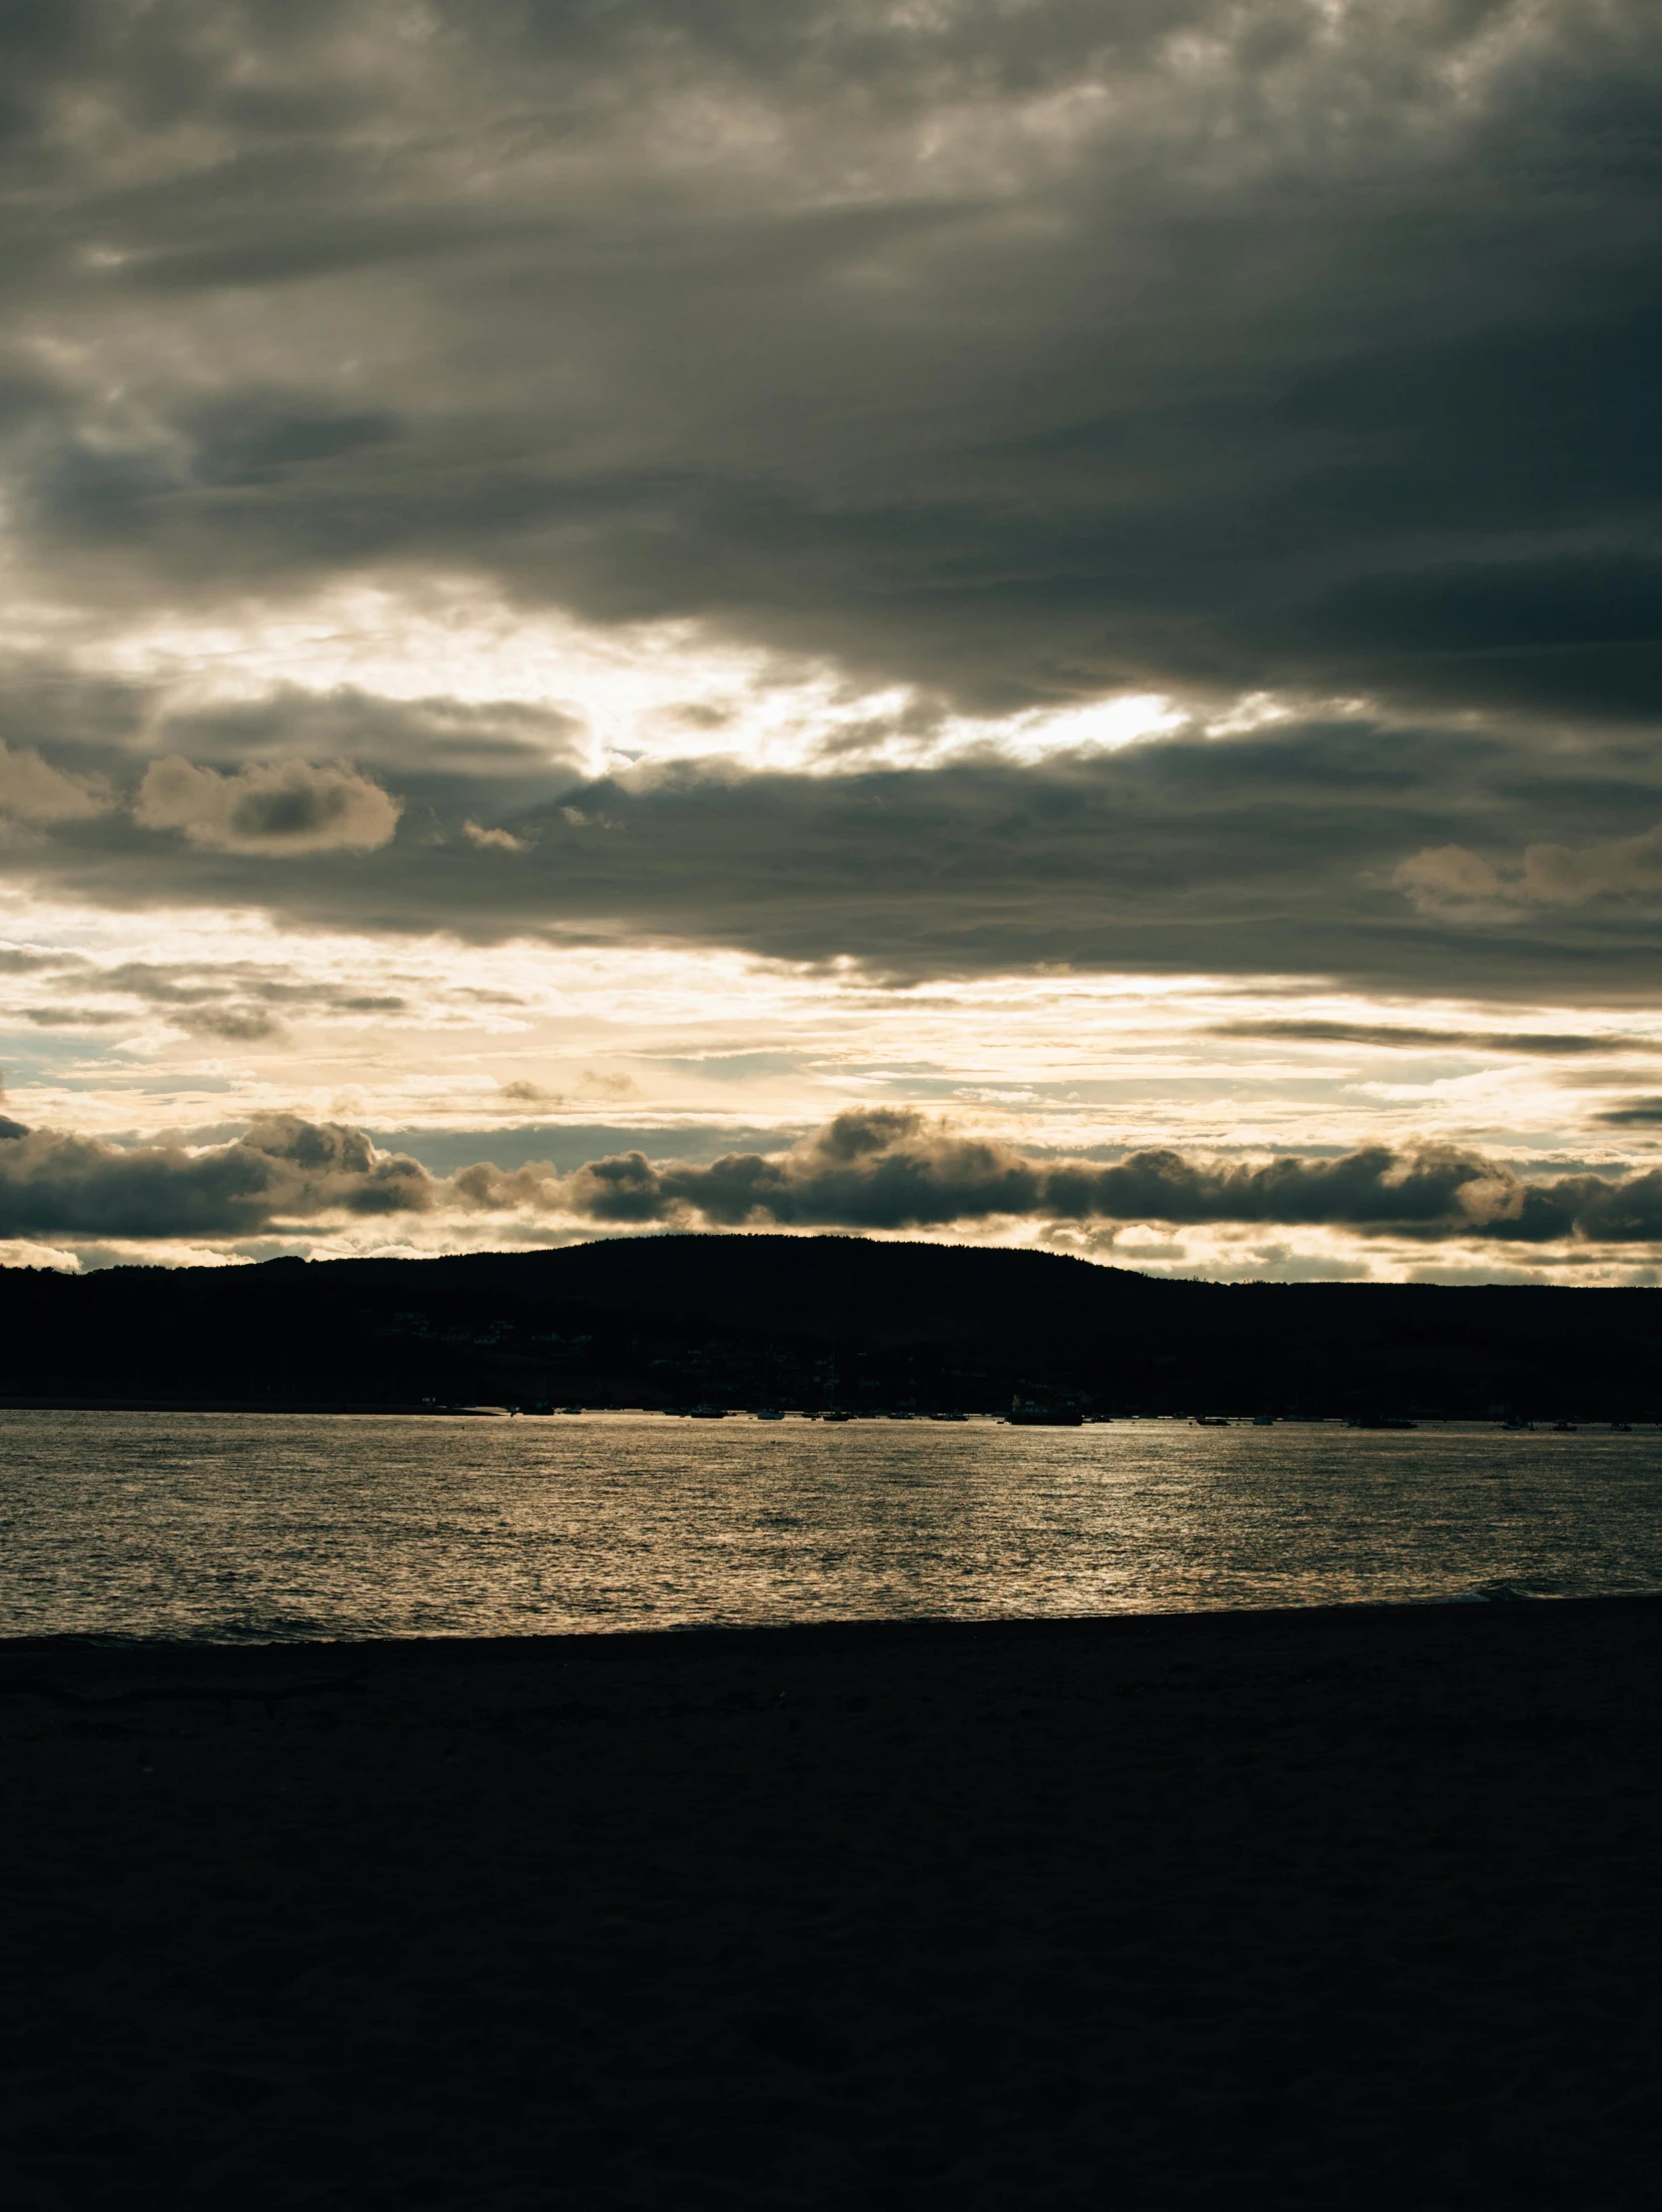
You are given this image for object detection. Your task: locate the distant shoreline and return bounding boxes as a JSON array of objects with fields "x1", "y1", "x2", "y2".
[
  {"x1": 0, "y1": 1398, "x2": 1647, "y2": 1426},
  {"x1": 4, "y1": 1235, "x2": 1656, "y2": 1426}
]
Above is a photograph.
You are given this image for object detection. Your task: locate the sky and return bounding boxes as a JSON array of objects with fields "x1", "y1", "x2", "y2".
[{"x1": 2, "y1": 0, "x2": 1661, "y2": 1281}]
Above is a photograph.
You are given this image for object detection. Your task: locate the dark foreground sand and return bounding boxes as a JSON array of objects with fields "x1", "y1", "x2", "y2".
[{"x1": 6, "y1": 1598, "x2": 1662, "y2": 2211}]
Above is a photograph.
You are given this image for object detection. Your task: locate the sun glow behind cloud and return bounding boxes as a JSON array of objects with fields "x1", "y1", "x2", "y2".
[{"x1": 56, "y1": 575, "x2": 1182, "y2": 777}]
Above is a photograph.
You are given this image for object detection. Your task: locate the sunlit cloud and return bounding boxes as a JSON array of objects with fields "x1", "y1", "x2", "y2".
[{"x1": 56, "y1": 573, "x2": 1188, "y2": 781}]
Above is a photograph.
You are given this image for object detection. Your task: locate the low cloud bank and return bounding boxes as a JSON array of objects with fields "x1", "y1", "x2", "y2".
[
  {"x1": 454, "y1": 1108, "x2": 1662, "y2": 1248},
  {"x1": 0, "y1": 1116, "x2": 431, "y2": 1239},
  {"x1": 4, "y1": 1108, "x2": 1662, "y2": 1250}
]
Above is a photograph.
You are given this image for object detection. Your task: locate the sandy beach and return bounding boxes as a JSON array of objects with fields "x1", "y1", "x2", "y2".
[{"x1": 6, "y1": 1597, "x2": 1661, "y2": 2209}]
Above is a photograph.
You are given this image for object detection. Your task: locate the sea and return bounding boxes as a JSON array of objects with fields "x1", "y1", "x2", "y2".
[{"x1": 3, "y1": 1409, "x2": 1661, "y2": 1643}]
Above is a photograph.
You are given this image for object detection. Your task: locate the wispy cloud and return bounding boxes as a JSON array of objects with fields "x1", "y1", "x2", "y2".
[{"x1": 1212, "y1": 1020, "x2": 1662, "y2": 1058}]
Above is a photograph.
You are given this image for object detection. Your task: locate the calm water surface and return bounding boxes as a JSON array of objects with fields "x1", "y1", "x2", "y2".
[{"x1": 3, "y1": 1410, "x2": 1661, "y2": 1642}]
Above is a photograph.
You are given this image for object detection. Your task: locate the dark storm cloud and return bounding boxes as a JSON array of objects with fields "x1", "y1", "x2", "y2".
[
  {"x1": 13, "y1": 708, "x2": 1662, "y2": 994},
  {"x1": 0, "y1": 1, "x2": 1658, "y2": 1006},
  {"x1": 0, "y1": 1, "x2": 1658, "y2": 726},
  {"x1": 153, "y1": 688, "x2": 585, "y2": 792},
  {"x1": 0, "y1": 669, "x2": 579, "y2": 791},
  {"x1": 448, "y1": 1106, "x2": 1662, "y2": 1246},
  {"x1": 0, "y1": 1114, "x2": 432, "y2": 1238}
]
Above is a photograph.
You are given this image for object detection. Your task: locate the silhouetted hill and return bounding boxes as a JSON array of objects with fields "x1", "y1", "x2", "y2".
[
  {"x1": 0, "y1": 1233, "x2": 1658, "y2": 1417},
  {"x1": 311, "y1": 1234, "x2": 1192, "y2": 1347}
]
